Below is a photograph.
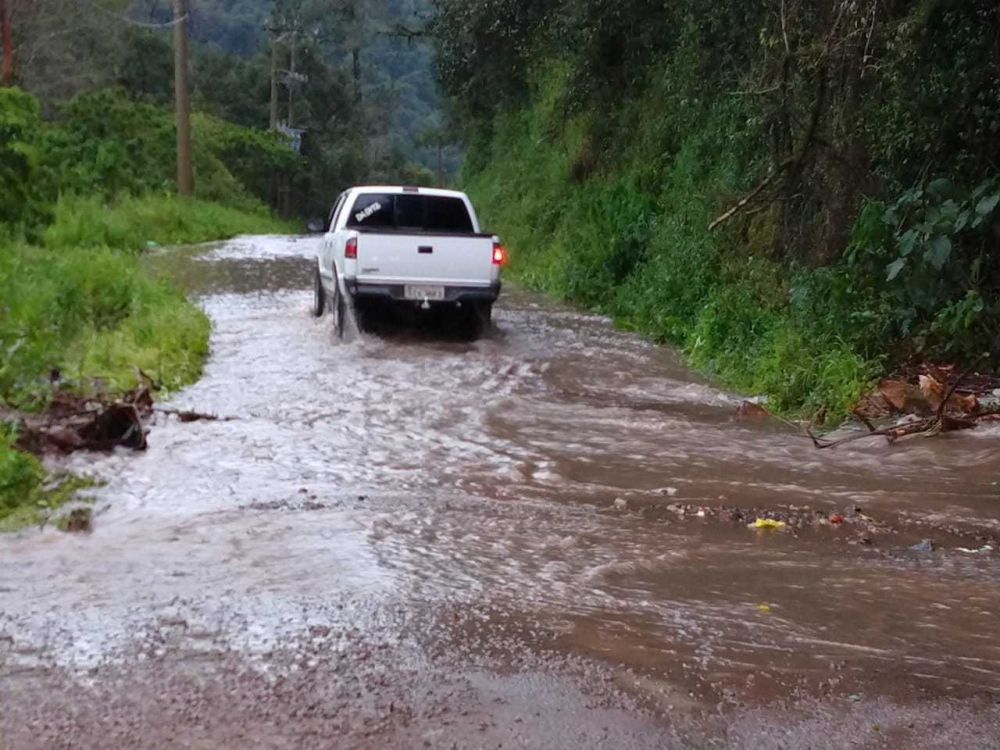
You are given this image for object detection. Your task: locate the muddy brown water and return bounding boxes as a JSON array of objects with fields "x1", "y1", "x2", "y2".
[{"x1": 2, "y1": 235, "x2": 1000, "y2": 749}]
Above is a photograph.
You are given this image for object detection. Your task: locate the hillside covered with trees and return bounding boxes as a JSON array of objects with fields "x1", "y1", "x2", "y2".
[{"x1": 433, "y1": 0, "x2": 1000, "y2": 418}]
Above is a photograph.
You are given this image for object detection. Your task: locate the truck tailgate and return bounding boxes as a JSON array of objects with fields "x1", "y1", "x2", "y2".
[{"x1": 355, "y1": 234, "x2": 495, "y2": 287}]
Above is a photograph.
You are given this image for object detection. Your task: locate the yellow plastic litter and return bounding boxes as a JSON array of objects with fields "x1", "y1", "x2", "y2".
[
  {"x1": 750, "y1": 518, "x2": 787, "y2": 530},
  {"x1": 757, "y1": 604, "x2": 772, "y2": 613}
]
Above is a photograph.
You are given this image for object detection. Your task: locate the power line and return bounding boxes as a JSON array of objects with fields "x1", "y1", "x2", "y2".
[{"x1": 77, "y1": 0, "x2": 188, "y2": 29}]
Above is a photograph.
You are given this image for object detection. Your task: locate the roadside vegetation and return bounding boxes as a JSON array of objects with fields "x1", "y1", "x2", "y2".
[
  {"x1": 2, "y1": 0, "x2": 450, "y2": 529},
  {"x1": 437, "y1": 0, "x2": 1000, "y2": 421},
  {"x1": 0, "y1": 83, "x2": 292, "y2": 526}
]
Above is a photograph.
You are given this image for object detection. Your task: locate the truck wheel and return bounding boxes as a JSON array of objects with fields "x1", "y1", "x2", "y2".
[
  {"x1": 311, "y1": 268, "x2": 326, "y2": 317},
  {"x1": 460, "y1": 302, "x2": 491, "y2": 340},
  {"x1": 476, "y1": 302, "x2": 493, "y2": 327},
  {"x1": 472, "y1": 302, "x2": 493, "y2": 339},
  {"x1": 331, "y1": 279, "x2": 347, "y2": 340}
]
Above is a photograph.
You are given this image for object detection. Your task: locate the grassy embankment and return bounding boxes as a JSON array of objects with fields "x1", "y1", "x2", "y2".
[
  {"x1": 1, "y1": 195, "x2": 292, "y2": 529},
  {"x1": 465, "y1": 66, "x2": 878, "y2": 417},
  {"x1": 465, "y1": 60, "x2": 998, "y2": 420},
  {"x1": 444, "y1": 3, "x2": 1000, "y2": 423},
  {"x1": 1, "y1": 87, "x2": 298, "y2": 528}
]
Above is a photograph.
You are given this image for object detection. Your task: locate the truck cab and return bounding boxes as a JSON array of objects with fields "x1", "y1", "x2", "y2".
[{"x1": 313, "y1": 186, "x2": 504, "y2": 339}]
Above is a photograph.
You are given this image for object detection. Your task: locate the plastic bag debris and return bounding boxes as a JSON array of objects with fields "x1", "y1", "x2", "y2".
[
  {"x1": 750, "y1": 518, "x2": 787, "y2": 530},
  {"x1": 756, "y1": 603, "x2": 772, "y2": 612},
  {"x1": 909, "y1": 539, "x2": 935, "y2": 552},
  {"x1": 957, "y1": 545, "x2": 994, "y2": 554}
]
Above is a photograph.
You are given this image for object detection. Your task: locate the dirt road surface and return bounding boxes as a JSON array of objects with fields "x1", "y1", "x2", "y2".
[{"x1": 2, "y1": 236, "x2": 999, "y2": 749}]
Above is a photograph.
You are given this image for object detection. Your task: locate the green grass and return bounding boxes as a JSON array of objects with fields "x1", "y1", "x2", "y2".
[
  {"x1": 0, "y1": 424, "x2": 98, "y2": 531},
  {"x1": 1, "y1": 193, "x2": 289, "y2": 528},
  {"x1": 43, "y1": 193, "x2": 298, "y2": 253},
  {"x1": 0, "y1": 243, "x2": 212, "y2": 406}
]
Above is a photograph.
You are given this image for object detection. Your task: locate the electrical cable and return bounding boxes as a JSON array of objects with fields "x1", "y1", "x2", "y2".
[{"x1": 76, "y1": 0, "x2": 187, "y2": 29}]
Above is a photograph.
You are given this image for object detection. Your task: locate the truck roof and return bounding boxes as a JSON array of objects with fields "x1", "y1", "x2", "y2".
[{"x1": 349, "y1": 186, "x2": 468, "y2": 199}]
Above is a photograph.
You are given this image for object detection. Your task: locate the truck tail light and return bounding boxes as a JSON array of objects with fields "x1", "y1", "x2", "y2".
[
  {"x1": 492, "y1": 242, "x2": 507, "y2": 266},
  {"x1": 345, "y1": 237, "x2": 357, "y2": 259}
]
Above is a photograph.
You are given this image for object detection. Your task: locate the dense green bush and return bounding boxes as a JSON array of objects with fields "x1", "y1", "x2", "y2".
[
  {"x1": 466, "y1": 66, "x2": 872, "y2": 419},
  {"x1": 0, "y1": 88, "x2": 54, "y2": 233},
  {"x1": 448, "y1": 0, "x2": 1000, "y2": 418},
  {"x1": 33, "y1": 88, "x2": 300, "y2": 212},
  {"x1": 0, "y1": 87, "x2": 296, "y2": 526}
]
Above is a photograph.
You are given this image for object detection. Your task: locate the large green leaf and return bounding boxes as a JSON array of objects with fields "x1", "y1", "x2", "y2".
[
  {"x1": 975, "y1": 193, "x2": 999, "y2": 216},
  {"x1": 927, "y1": 235, "x2": 952, "y2": 269},
  {"x1": 886, "y1": 257, "x2": 907, "y2": 281},
  {"x1": 898, "y1": 228, "x2": 918, "y2": 257}
]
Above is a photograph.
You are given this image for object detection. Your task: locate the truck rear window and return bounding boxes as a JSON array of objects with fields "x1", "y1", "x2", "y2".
[{"x1": 346, "y1": 193, "x2": 474, "y2": 233}]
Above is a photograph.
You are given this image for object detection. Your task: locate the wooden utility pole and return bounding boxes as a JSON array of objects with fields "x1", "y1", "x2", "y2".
[
  {"x1": 269, "y1": 41, "x2": 279, "y2": 129},
  {"x1": 0, "y1": 0, "x2": 13, "y2": 87},
  {"x1": 173, "y1": 0, "x2": 194, "y2": 197},
  {"x1": 288, "y1": 33, "x2": 298, "y2": 127}
]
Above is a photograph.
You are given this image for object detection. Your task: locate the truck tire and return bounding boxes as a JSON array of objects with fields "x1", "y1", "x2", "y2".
[
  {"x1": 331, "y1": 277, "x2": 347, "y2": 340},
  {"x1": 461, "y1": 301, "x2": 492, "y2": 340},
  {"x1": 311, "y1": 268, "x2": 326, "y2": 317},
  {"x1": 476, "y1": 302, "x2": 493, "y2": 327}
]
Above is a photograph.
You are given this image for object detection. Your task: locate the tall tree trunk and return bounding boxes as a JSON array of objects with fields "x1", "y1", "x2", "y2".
[
  {"x1": 288, "y1": 34, "x2": 298, "y2": 127},
  {"x1": 174, "y1": 0, "x2": 194, "y2": 196},
  {"x1": 352, "y1": 47, "x2": 361, "y2": 103},
  {"x1": 0, "y1": 0, "x2": 13, "y2": 87}
]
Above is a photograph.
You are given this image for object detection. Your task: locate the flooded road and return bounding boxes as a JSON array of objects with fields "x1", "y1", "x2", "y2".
[{"x1": 2, "y1": 235, "x2": 1000, "y2": 749}]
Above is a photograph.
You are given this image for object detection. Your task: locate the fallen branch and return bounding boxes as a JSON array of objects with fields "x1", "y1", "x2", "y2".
[
  {"x1": 708, "y1": 159, "x2": 792, "y2": 231},
  {"x1": 809, "y1": 364, "x2": 984, "y2": 449},
  {"x1": 153, "y1": 407, "x2": 234, "y2": 422}
]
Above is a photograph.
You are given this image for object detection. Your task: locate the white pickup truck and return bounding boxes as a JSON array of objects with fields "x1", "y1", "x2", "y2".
[{"x1": 313, "y1": 186, "x2": 505, "y2": 339}]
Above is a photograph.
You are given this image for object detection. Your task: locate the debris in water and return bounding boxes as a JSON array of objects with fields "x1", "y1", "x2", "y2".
[
  {"x1": 613, "y1": 497, "x2": 628, "y2": 511},
  {"x1": 829, "y1": 513, "x2": 845, "y2": 524},
  {"x1": 909, "y1": 539, "x2": 935, "y2": 552},
  {"x1": 756, "y1": 603, "x2": 772, "y2": 612},
  {"x1": 160, "y1": 408, "x2": 228, "y2": 423},
  {"x1": 749, "y1": 518, "x2": 787, "y2": 531},
  {"x1": 59, "y1": 508, "x2": 93, "y2": 533},
  {"x1": 736, "y1": 400, "x2": 769, "y2": 419},
  {"x1": 816, "y1": 361, "x2": 999, "y2": 449},
  {"x1": 8, "y1": 391, "x2": 149, "y2": 455}
]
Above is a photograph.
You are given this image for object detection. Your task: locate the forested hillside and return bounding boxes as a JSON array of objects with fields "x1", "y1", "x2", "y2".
[
  {"x1": 8, "y1": 0, "x2": 451, "y2": 214},
  {"x1": 434, "y1": 0, "x2": 1000, "y2": 418},
  {"x1": 131, "y1": 0, "x2": 456, "y2": 205}
]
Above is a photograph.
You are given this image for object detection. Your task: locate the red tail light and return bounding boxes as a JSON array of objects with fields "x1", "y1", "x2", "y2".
[
  {"x1": 492, "y1": 242, "x2": 507, "y2": 266},
  {"x1": 345, "y1": 237, "x2": 357, "y2": 259}
]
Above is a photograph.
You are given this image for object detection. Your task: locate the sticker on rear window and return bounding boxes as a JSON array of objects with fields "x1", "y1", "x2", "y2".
[{"x1": 355, "y1": 201, "x2": 382, "y2": 223}]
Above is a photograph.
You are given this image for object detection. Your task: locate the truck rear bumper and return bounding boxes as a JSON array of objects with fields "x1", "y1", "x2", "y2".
[{"x1": 346, "y1": 281, "x2": 501, "y2": 304}]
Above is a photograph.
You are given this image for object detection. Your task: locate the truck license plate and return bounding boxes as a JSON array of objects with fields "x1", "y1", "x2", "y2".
[{"x1": 404, "y1": 285, "x2": 445, "y2": 301}]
